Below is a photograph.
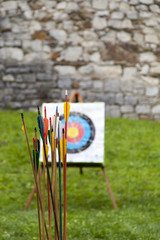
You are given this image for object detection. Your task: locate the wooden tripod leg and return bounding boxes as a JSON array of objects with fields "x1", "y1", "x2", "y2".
[
  {"x1": 24, "y1": 169, "x2": 43, "y2": 211},
  {"x1": 102, "y1": 165, "x2": 118, "y2": 211}
]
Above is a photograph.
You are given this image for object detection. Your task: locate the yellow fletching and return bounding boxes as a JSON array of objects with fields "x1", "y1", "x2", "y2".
[
  {"x1": 21, "y1": 125, "x2": 24, "y2": 131},
  {"x1": 60, "y1": 138, "x2": 67, "y2": 162},
  {"x1": 64, "y1": 102, "x2": 70, "y2": 122},
  {"x1": 51, "y1": 131, "x2": 54, "y2": 150},
  {"x1": 43, "y1": 144, "x2": 48, "y2": 166}
]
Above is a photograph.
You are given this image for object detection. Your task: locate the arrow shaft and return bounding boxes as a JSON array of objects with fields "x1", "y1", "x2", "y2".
[
  {"x1": 40, "y1": 116, "x2": 60, "y2": 240},
  {"x1": 58, "y1": 123, "x2": 62, "y2": 240},
  {"x1": 64, "y1": 93, "x2": 68, "y2": 240},
  {"x1": 21, "y1": 114, "x2": 49, "y2": 240}
]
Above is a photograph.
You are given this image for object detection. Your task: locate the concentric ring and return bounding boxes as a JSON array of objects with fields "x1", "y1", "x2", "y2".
[{"x1": 60, "y1": 112, "x2": 95, "y2": 154}]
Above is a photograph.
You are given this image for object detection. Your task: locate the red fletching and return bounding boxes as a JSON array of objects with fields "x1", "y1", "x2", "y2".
[
  {"x1": 44, "y1": 118, "x2": 49, "y2": 137},
  {"x1": 33, "y1": 137, "x2": 35, "y2": 143}
]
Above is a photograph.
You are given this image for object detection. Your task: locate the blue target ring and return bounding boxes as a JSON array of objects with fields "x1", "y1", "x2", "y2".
[{"x1": 60, "y1": 112, "x2": 95, "y2": 154}]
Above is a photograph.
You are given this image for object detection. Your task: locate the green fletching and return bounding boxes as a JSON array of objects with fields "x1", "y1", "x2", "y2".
[
  {"x1": 32, "y1": 150, "x2": 40, "y2": 172},
  {"x1": 48, "y1": 130, "x2": 51, "y2": 144}
]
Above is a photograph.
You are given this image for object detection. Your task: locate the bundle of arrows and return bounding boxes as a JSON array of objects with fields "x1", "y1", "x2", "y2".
[{"x1": 21, "y1": 91, "x2": 70, "y2": 240}]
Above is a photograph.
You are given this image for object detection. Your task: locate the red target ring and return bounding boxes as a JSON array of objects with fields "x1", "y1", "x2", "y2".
[{"x1": 67, "y1": 122, "x2": 84, "y2": 143}]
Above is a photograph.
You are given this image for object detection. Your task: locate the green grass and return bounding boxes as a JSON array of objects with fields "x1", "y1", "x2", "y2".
[{"x1": 1, "y1": 111, "x2": 160, "y2": 239}]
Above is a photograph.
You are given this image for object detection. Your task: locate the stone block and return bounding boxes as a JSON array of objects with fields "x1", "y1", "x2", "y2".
[
  {"x1": 105, "y1": 93, "x2": 115, "y2": 104},
  {"x1": 0, "y1": 47, "x2": 24, "y2": 61},
  {"x1": 94, "y1": 65, "x2": 122, "y2": 77},
  {"x1": 69, "y1": 33, "x2": 83, "y2": 45},
  {"x1": 16, "y1": 75, "x2": 23, "y2": 82},
  {"x1": 62, "y1": 47, "x2": 82, "y2": 61},
  {"x1": 111, "y1": 11, "x2": 124, "y2": 19},
  {"x1": 23, "y1": 74, "x2": 36, "y2": 82},
  {"x1": 126, "y1": 11, "x2": 138, "y2": 20},
  {"x1": 104, "y1": 79, "x2": 120, "y2": 93},
  {"x1": 119, "y1": 2, "x2": 130, "y2": 11},
  {"x1": 2, "y1": 1, "x2": 17, "y2": 10},
  {"x1": 139, "y1": 52, "x2": 156, "y2": 62},
  {"x1": 133, "y1": 32, "x2": 144, "y2": 45},
  {"x1": 53, "y1": 12, "x2": 67, "y2": 22},
  {"x1": 125, "y1": 96, "x2": 137, "y2": 105},
  {"x1": 123, "y1": 113, "x2": 138, "y2": 119},
  {"x1": 93, "y1": 80, "x2": 103, "y2": 89},
  {"x1": 83, "y1": 31, "x2": 98, "y2": 41},
  {"x1": 101, "y1": 31, "x2": 116, "y2": 43},
  {"x1": 150, "y1": 4, "x2": 160, "y2": 13},
  {"x1": 106, "y1": 105, "x2": 121, "y2": 118},
  {"x1": 130, "y1": 0, "x2": 139, "y2": 4},
  {"x1": 92, "y1": 17, "x2": 107, "y2": 30},
  {"x1": 145, "y1": 35, "x2": 159, "y2": 44},
  {"x1": 57, "y1": 2, "x2": 67, "y2": 10},
  {"x1": 92, "y1": 0, "x2": 108, "y2": 9},
  {"x1": 136, "y1": 105, "x2": 151, "y2": 114},
  {"x1": 152, "y1": 105, "x2": 160, "y2": 114},
  {"x1": 116, "y1": 93, "x2": 123, "y2": 104},
  {"x1": 29, "y1": 21, "x2": 41, "y2": 34},
  {"x1": 80, "y1": 80, "x2": 92, "y2": 89},
  {"x1": 109, "y1": 2, "x2": 119, "y2": 10},
  {"x1": 117, "y1": 31, "x2": 131, "y2": 42},
  {"x1": 150, "y1": 63, "x2": 160, "y2": 75},
  {"x1": 90, "y1": 52, "x2": 101, "y2": 62},
  {"x1": 140, "y1": 0, "x2": 154, "y2": 4},
  {"x1": 121, "y1": 80, "x2": 133, "y2": 92},
  {"x1": 31, "y1": 40, "x2": 42, "y2": 52},
  {"x1": 55, "y1": 66, "x2": 76, "y2": 75},
  {"x1": 66, "y1": 2, "x2": 79, "y2": 12},
  {"x1": 141, "y1": 76, "x2": 159, "y2": 85},
  {"x1": 108, "y1": 20, "x2": 122, "y2": 29},
  {"x1": 123, "y1": 67, "x2": 137, "y2": 77},
  {"x1": 140, "y1": 64, "x2": 150, "y2": 75},
  {"x1": 3, "y1": 75, "x2": 14, "y2": 82},
  {"x1": 79, "y1": 65, "x2": 93, "y2": 75},
  {"x1": 49, "y1": 29, "x2": 67, "y2": 42},
  {"x1": 0, "y1": 65, "x2": 5, "y2": 72},
  {"x1": 63, "y1": 21, "x2": 73, "y2": 32},
  {"x1": 121, "y1": 19, "x2": 133, "y2": 29},
  {"x1": 58, "y1": 76, "x2": 72, "y2": 89},
  {"x1": 146, "y1": 87, "x2": 159, "y2": 96},
  {"x1": 18, "y1": 1, "x2": 30, "y2": 11},
  {"x1": 121, "y1": 105, "x2": 134, "y2": 113}
]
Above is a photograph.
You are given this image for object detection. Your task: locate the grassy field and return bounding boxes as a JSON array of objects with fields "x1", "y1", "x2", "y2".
[{"x1": 0, "y1": 111, "x2": 160, "y2": 240}]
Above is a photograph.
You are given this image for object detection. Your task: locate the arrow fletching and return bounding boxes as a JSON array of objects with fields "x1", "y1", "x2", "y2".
[
  {"x1": 43, "y1": 144, "x2": 49, "y2": 166},
  {"x1": 32, "y1": 149, "x2": 40, "y2": 172},
  {"x1": 44, "y1": 118, "x2": 49, "y2": 137},
  {"x1": 64, "y1": 102, "x2": 70, "y2": 122},
  {"x1": 37, "y1": 107, "x2": 44, "y2": 139}
]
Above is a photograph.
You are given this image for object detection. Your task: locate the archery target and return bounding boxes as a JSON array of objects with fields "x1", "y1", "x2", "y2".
[
  {"x1": 60, "y1": 112, "x2": 95, "y2": 153},
  {"x1": 40, "y1": 102, "x2": 105, "y2": 164}
]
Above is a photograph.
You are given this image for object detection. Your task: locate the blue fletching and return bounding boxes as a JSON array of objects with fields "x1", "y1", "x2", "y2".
[
  {"x1": 56, "y1": 106, "x2": 58, "y2": 112},
  {"x1": 37, "y1": 115, "x2": 44, "y2": 139}
]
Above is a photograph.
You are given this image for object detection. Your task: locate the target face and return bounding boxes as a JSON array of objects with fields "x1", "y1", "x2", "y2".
[{"x1": 60, "y1": 112, "x2": 95, "y2": 154}]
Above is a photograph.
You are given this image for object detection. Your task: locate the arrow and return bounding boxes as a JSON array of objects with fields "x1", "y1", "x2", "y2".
[
  {"x1": 58, "y1": 116, "x2": 63, "y2": 240},
  {"x1": 49, "y1": 116, "x2": 53, "y2": 240},
  {"x1": 63, "y1": 90, "x2": 70, "y2": 240},
  {"x1": 33, "y1": 137, "x2": 42, "y2": 240},
  {"x1": 21, "y1": 113, "x2": 49, "y2": 240},
  {"x1": 43, "y1": 106, "x2": 51, "y2": 239},
  {"x1": 53, "y1": 106, "x2": 59, "y2": 240},
  {"x1": 37, "y1": 107, "x2": 60, "y2": 240}
]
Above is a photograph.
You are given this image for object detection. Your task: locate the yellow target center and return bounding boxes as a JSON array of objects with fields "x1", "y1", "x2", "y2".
[{"x1": 67, "y1": 127, "x2": 79, "y2": 138}]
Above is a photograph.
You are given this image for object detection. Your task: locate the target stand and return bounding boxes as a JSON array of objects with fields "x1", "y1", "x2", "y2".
[{"x1": 24, "y1": 91, "x2": 118, "y2": 211}]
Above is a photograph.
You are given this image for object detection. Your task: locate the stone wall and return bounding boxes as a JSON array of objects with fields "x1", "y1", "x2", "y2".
[{"x1": 1, "y1": 0, "x2": 160, "y2": 119}]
